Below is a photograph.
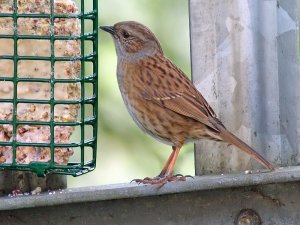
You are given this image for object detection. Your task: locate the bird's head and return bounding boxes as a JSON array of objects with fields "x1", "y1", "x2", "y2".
[{"x1": 100, "y1": 21, "x2": 163, "y2": 60}]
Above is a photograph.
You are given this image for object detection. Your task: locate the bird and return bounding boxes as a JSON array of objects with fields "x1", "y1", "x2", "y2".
[{"x1": 100, "y1": 21, "x2": 274, "y2": 185}]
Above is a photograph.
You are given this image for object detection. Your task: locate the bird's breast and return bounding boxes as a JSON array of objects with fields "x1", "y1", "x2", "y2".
[
  {"x1": 116, "y1": 61, "x2": 173, "y2": 145},
  {"x1": 116, "y1": 59, "x2": 220, "y2": 146}
]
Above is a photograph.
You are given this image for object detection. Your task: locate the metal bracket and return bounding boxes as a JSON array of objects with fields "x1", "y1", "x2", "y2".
[{"x1": 1, "y1": 167, "x2": 300, "y2": 225}]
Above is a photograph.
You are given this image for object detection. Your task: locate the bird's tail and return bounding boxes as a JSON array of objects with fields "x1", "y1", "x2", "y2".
[{"x1": 209, "y1": 118, "x2": 274, "y2": 171}]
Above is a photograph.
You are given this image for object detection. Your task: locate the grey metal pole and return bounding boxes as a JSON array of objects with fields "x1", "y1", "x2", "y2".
[{"x1": 189, "y1": 0, "x2": 299, "y2": 175}]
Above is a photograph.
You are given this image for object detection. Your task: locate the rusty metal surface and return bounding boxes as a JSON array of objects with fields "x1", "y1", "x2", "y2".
[{"x1": 0, "y1": 171, "x2": 66, "y2": 196}]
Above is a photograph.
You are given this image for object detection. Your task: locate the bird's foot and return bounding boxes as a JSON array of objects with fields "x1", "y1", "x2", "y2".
[{"x1": 131, "y1": 174, "x2": 192, "y2": 187}]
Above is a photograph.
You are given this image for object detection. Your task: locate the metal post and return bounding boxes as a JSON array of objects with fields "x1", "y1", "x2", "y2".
[
  {"x1": 190, "y1": 0, "x2": 299, "y2": 175},
  {"x1": 0, "y1": 171, "x2": 66, "y2": 195}
]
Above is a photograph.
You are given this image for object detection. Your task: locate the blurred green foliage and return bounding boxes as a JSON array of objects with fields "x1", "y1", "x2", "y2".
[{"x1": 68, "y1": 0, "x2": 193, "y2": 187}]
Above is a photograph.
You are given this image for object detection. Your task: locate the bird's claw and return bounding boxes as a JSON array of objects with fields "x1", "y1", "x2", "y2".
[
  {"x1": 131, "y1": 174, "x2": 193, "y2": 186},
  {"x1": 130, "y1": 176, "x2": 159, "y2": 184}
]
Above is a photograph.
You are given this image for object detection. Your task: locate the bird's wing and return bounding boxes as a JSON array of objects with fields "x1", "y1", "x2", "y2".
[
  {"x1": 142, "y1": 90, "x2": 221, "y2": 132},
  {"x1": 140, "y1": 56, "x2": 222, "y2": 133}
]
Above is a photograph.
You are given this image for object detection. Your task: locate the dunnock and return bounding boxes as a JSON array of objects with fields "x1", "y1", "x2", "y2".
[{"x1": 100, "y1": 21, "x2": 274, "y2": 185}]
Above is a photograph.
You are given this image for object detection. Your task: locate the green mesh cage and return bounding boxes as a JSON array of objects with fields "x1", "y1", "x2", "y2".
[{"x1": 0, "y1": 0, "x2": 98, "y2": 177}]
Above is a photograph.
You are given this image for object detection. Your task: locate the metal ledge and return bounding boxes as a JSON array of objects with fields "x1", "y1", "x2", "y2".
[{"x1": 1, "y1": 166, "x2": 300, "y2": 211}]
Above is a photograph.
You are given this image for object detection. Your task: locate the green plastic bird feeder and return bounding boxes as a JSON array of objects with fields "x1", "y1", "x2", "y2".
[{"x1": 0, "y1": 0, "x2": 98, "y2": 177}]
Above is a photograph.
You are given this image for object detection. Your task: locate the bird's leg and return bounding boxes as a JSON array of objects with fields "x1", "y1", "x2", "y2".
[
  {"x1": 157, "y1": 146, "x2": 176, "y2": 178},
  {"x1": 131, "y1": 146, "x2": 176, "y2": 184},
  {"x1": 161, "y1": 145, "x2": 187, "y2": 182},
  {"x1": 165, "y1": 145, "x2": 181, "y2": 177},
  {"x1": 132, "y1": 145, "x2": 189, "y2": 186}
]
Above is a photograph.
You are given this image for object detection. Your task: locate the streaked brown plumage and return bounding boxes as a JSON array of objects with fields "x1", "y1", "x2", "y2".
[{"x1": 100, "y1": 21, "x2": 274, "y2": 184}]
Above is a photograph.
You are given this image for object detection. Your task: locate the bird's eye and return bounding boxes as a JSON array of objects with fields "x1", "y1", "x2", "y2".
[{"x1": 122, "y1": 31, "x2": 130, "y2": 39}]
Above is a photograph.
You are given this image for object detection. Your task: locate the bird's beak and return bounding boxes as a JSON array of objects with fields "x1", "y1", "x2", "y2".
[{"x1": 99, "y1": 26, "x2": 115, "y2": 35}]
